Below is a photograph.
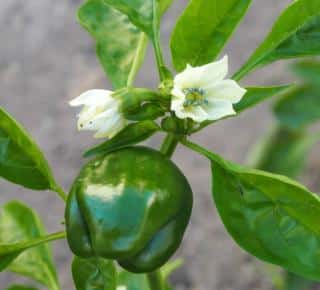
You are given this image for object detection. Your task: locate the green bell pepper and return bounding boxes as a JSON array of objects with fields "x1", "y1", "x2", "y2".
[{"x1": 65, "y1": 146, "x2": 193, "y2": 273}]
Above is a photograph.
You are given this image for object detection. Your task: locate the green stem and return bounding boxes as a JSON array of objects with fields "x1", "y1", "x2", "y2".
[
  {"x1": 147, "y1": 271, "x2": 164, "y2": 290},
  {"x1": 232, "y1": 58, "x2": 261, "y2": 82},
  {"x1": 232, "y1": 65, "x2": 252, "y2": 82},
  {"x1": 35, "y1": 231, "x2": 67, "y2": 245},
  {"x1": 10, "y1": 231, "x2": 66, "y2": 254},
  {"x1": 127, "y1": 33, "x2": 148, "y2": 87},
  {"x1": 153, "y1": 38, "x2": 166, "y2": 82},
  {"x1": 151, "y1": 0, "x2": 166, "y2": 82},
  {"x1": 54, "y1": 185, "x2": 68, "y2": 202},
  {"x1": 160, "y1": 133, "x2": 179, "y2": 158}
]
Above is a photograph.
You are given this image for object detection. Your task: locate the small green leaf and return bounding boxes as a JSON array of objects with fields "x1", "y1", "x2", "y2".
[
  {"x1": 248, "y1": 126, "x2": 319, "y2": 178},
  {"x1": 234, "y1": 85, "x2": 292, "y2": 113},
  {"x1": 183, "y1": 140, "x2": 320, "y2": 280},
  {"x1": 234, "y1": 0, "x2": 320, "y2": 80},
  {"x1": 274, "y1": 85, "x2": 320, "y2": 130},
  {"x1": 84, "y1": 120, "x2": 160, "y2": 157},
  {"x1": 0, "y1": 107, "x2": 59, "y2": 192},
  {"x1": 170, "y1": 0, "x2": 252, "y2": 71},
  {"x1": 5, "y1": 286, "x2": 38, "y2": 290},
  {"x1": 72, "y1": 257, "x2": 116, "y2": 290},
  {"x1": 78, "y1": 0, "x2": 148, "y2": 89},
  {"x1": 0, "y1": 201, "x2": 61, "y2": 290}
]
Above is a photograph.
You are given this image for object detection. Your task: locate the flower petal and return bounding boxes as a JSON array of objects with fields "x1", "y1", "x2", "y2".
[
  {"x1": 197, "y1": 55, "x2": 229, "y2": 87},
  {"x1": 69, "y1": 89, "x2": 114, "y2": 107},
  {"x1": 77, "y1": 106, "x2": 99, "y2": 129},
  {"x1": 204, "y1": 79, "x2": 246, "y2": 104},
  {"x1": 170, "y1": 97, "x2": 184, "y2": 113},
  {"x1": 174, "y1": 64, "x2": 204, "y2": 89},
  {"x1": 78, "y1": 106, "x2": 118, "y2": 130},
  {"x1": 204, "y1": 99, "x2": 236, "y2": 121},
  {"x1": 94, "y1": 115, "x2": 127, "y2": 138},
  {"x1": 171, "y1": 98, "x2": 209, "y2": 122},
  {"x1": 174, "y1": 56, "x2": 228, "y2": 90},
  {"x1": 171, "y1": 87, "x2": 185, "y2": 100}
]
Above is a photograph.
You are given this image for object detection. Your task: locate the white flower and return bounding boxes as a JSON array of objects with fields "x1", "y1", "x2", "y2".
[
  {"x1": 69, "y1": 89, "x2": 127, "y2": 138},
  {"x1": 171, "y1": 56, "x2": 246, "y2": 123}
]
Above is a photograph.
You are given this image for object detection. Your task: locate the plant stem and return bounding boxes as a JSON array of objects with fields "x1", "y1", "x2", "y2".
[
  {"x1": 151, "y1": 0, "x2": 166, "y2": 82},
  {"x1": 54, "y1": 185, "x2": 68, "y2": 202},
  {"x1": 127, "y1": 33, "x2": 149, "y2": 87},
  {"x1": 39, "y1": 231, "x2": 67, "y2": 244},
  {"x1": 160, "y1": 133, "x2": 179, "y2": 157},
  {"x1": 153, "y1": 37, "x2": 166, "y2": 82},
  {"x1": 232, "y1": 65, "x2": 253, "y2": 82},
  {"x1": 147, "y1": 271, "x2": 164, "y2": 290},
  {"x1": 14, "y1": 231, "x2": 67, "y2": 253}
]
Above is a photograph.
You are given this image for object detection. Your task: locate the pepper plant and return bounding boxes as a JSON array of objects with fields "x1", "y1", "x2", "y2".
[{"x1": 1, "y1": 1, "x2": 320, "y2": 289}]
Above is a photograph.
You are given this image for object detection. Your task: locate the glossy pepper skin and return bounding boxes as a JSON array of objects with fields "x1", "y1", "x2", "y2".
[{"x1": 65, "y1": 146, "x2": 193, "y2": 273}]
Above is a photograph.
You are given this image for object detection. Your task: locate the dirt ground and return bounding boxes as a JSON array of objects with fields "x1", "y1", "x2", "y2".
[{"x1": 2, "y1": 0, "x2": 320, "y2": 289}]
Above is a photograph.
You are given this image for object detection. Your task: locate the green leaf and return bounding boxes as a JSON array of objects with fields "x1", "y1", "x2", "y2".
[
  {"x1": 292, "y1": 59, "x2": 320, "y2": 87},
  {"x1": 274, "y1": 85, "x2": 320, "y2": 130},
  {"x1": 234, "y1": 0, "x2": 320, "y2": 80},
  {"x1": 250, "y1": 125, "x2": 318, "y2": 290},
  {"x1": 102, "y1": 0, "x2": 158, "y2": 37},
  {"x1": 170, "y1": 0, "x2": 252, "y2": 71},
  {"x1": 78, "y1": 0, "x2": 148, "y2": 89},
  {"x1": 72, "y1": 257, "x2": 116, "y2": 290},
  {"x1": 84, "y1": 121, "x2": 160, "y2": 157},
  {"x1": 183, "y1": 140, "x2": 320, "y2": 280},
  {"x1": 248, "y1": 126, "x2": 319, "y2": 179},
  {"x1": 100, "y1": 0, "x2": 172, "y2": 36},
  {"x1": 284, "y1": 272, "x2": 313, "y2": 290},
  {"x1": 234, "y1": 85, "x2": 292, "y2": 113},
  {"x1": 0, "y1": 107, "x2": 59, "y2": 192},
  {"x1": 5, "y1": 286, "x2": 38, "y2": 290},
  {"x1": 0, "y1": 201, "x2": 61, "y2": 290}
]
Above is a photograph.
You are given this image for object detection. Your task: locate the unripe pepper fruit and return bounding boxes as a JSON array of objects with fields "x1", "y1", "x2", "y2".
[{"x1": 65, "y1": 146, "x2": 193, "y2": 273}]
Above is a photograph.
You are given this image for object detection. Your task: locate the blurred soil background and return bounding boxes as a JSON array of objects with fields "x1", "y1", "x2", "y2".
[{"x1": 1, "y1": 0, "x2": 320, "y2": 289}]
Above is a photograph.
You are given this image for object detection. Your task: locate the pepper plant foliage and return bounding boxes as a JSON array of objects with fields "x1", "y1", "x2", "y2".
[
  {"x1": 1, "y1": 0, "x2": 320, "y2": 289},
  {"x1": 246, "y1": 59, "x2": 320, "y2": 290}
]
